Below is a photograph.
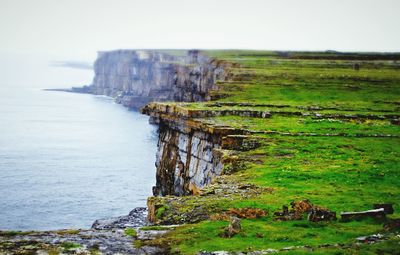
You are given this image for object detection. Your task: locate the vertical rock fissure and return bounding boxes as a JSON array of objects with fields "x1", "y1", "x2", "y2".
[
  {"x1": 183, "y1": 132, "x2": 193, "y2": 195},
  {"x1": 152, "y1": 122, "x2": 224, "y2": 197}
]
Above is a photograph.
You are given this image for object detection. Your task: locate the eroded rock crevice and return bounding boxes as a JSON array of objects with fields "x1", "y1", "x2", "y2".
[{"x1": 153, "y1": 120, "x2": 224, "y2": 196}]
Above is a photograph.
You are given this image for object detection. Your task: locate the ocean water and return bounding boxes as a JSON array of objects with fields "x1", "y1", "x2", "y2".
[{"x1": 0, "y1": 60, "x2": 157, "y2": 230}]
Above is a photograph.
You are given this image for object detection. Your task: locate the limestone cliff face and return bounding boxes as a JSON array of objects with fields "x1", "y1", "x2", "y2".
[
  {"x1": 141, "y1": 104, "x2": 243, "y2": 196},
  {"x1": 154, "y1": 122, "x2": 224, "y2": 196},
  {"x1": 91, "y1": 50, "x2": 227, "y2": 109}
]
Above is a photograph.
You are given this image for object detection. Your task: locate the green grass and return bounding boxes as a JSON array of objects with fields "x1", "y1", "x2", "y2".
[
  {"x1": 247, "y1": 136, "x2": 400, "y2": 214},
  {"x1": 60, "y1": 242, "x2": 81, "y2": 250},
  {"x1": 167, "y1": 219, "x2": 385, "y2": 254},
  {"x1": 140, "y1": 225, "x2": 174, "y2": 231},
  {"x1": 205, "y1": 115, "x2": 399, "y2": 136},
  {"x1": 204, "y1": 50, "x2": 400, "y2": 113},
  {"x1": 124, "y1": 228, "x2": 138, "y2": 237},
  {"x1": 277, "y1": 237, "x2": 400, "y2": 254},
  {"x1": 155, "y1": 136, "x2": 399, "y2": 254}
]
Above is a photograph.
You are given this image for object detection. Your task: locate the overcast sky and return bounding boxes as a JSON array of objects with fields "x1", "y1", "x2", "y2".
[{"x1": 0, "y1": 0, "x2": 399, "y2": 61}]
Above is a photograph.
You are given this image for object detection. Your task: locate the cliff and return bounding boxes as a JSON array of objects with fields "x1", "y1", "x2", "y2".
[
  {"x1": 141, "y1": 103, "x2": 246, "y2": 196},
  {"x1": 63, "y1": 50, "x2": 400, "y2": 254},
  {"x1": 89, "y1": 49, "x2": 238, "y2": 196},
  {"x1": 90, "y1": 50, "x2": 231, "y2": 109},
  {"x1": 136, "y1": 51, "x2": 400, "y2": 254}
]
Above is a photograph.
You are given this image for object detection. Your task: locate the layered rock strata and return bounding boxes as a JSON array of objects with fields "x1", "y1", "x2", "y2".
[{"x1": 142, "y1": 104, "x2": 243, "y2": 196}]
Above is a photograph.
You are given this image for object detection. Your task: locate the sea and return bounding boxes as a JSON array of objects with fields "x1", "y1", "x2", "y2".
[{"x1": 0, "y1": 57, "x2": 157, "y2": 230}]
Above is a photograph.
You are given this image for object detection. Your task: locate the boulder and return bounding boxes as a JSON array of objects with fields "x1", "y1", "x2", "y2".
[
  {"x1": 383, "y1": 218, "x2": 400, "y2": 232},
  {"x1": 340, "y1": 208, "x2": 386, "y2": 222},
  {"x1": 91, "y1": 207, "x2": 147, "y2": 230},
  {"x1": 308, "y1": 207, "x2": 337, "y2": 222},
  {"x1": 221, "y1": 217, "x2": 241, "y2": 238},
  {"x1": 274, "y1": 200, "x2": 337, "y2": 222},
  {"x1": 373, "y1": 203, "x2": 394, "y2": 214}
]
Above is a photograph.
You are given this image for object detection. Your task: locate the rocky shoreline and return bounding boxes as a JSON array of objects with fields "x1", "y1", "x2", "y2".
[{"x1": 0, "y1": 207, "x2": 168, "y2": 254}]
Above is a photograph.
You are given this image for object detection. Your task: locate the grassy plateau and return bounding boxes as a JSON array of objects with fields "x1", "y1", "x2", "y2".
[{"x1": 141, "y1": 50, "x2": 400, "y2": 254}]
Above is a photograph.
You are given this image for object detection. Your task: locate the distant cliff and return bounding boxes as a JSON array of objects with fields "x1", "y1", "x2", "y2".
[{"x1": 90, "y1": 50, "x2": 228, "y2": 109}]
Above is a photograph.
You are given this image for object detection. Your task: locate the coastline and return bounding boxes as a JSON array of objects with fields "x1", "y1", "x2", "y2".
[{"x1": 2, "y1": 49, "x2": 399, "y2": 254}]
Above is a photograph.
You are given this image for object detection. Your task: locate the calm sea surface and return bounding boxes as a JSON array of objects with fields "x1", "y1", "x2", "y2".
[{"x1": 0, "y1": 61, "x2": 157, "y2": 230}]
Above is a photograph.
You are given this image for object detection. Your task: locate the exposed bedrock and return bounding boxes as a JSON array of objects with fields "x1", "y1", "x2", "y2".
[
  {"x1": 141, "y1": 103, "x2": 247, "y2": 197},
  {"x1": 90, "y1": 49, "x2": 233, "y2": 109},
  {"x1": 154, "y1": 122, "x2": 223, "y2": 196}
]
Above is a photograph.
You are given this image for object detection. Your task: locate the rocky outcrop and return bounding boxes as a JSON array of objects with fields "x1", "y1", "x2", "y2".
[
  {"x1": 92, "y1": 207, "x2": 147, "y2": 230},
  {"x1": 141, "y1": 101, "x2": 263, "y2": 197},
  {"x1": 154, "y1": 125, "x2": 224, "y2": 196},
  {"x1": 146, "y1": 176, "x2": 272, "y2": 225},
  {"x1": 90, "y1": 50, "x2": 232, "y2": 109},
  {"x1": 151, "y1": 114, "x2": 230, "y2": 196}
]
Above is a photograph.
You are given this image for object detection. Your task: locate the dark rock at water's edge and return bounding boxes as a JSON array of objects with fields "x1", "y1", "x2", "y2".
[{"x1": 92, "y1": 207, "x2": 148, "y2": 230}]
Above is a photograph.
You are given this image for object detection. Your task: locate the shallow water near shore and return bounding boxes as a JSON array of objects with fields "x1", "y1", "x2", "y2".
[{"x1": 0, "y1": 64, "x2": 157, "y2": 231}]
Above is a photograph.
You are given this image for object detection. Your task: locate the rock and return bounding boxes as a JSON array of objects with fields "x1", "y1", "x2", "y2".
[
  {"x1": 383, "y1": 218, "x2": 400, "y2": 232},
  {"x1": 340, "y1": 208, "x2": 386, "y2": 222},
  {"x1": 290, "y1": 199, "x2": 313, "y2": 214},
  {"x1": 373, "y1": 203, "x2": 394, "y2": 214},
  {"x1": 221, "y1": 217, "x2": 241, "y2": 238},
  {"x1": 274, "y1": 200, "x2": 337, "y2": 222},
  {"x1": 391, "y1": 119, "x2": 400, "y2": 125},
  {"x1": 222, "y1": 135, "x2": 262, "y2": 151},
  {"x1": 152, "y1": 122, "x2": 226, "y2": 196},
  {"x1": 307, "y1": 207, "x2": 337, "y2": 222},
  {"x1": 214, "y1": 208, "x2": 268, "y2": 220},
  {"x1": 228, "y1": 208, "x2": 267, "y2": 219},
  {"x1": 137, "y1": 229, "x2": 170, "y2": 240},
  {"x1": 0, "y1": 227, "x2": 165, "y2": 255},
  {"x1": 147, "y1": 195, "x2": 216, "y2": 224},
  {"x1": 91, "y1": 207, "x2": 147, "y2": 230},
  {"x1": 198, "y1": 251, "x2": 231, "y2": 255},
  {"x1": 356, "y1": 234, "x2": 384, "y2": 243},
  {"x1": 274, "y1": 200, "x2": 314, "y2": 221}
]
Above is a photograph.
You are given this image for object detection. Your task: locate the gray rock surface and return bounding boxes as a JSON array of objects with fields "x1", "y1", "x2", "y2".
[
  {"x1": 0, "y1": 229, "x2": 163, "y2": 255},
  {"x1": 153, "y1": 125, "x2": 224, "y2": 196},
  {"x1": 92, "y1": 207, "x2": 147, "y2": 230},
  {"x1": 0, "y1": 208, "x2": 167, "y2": 254},
  {"x1": 90, "y1": 50, "x2": 227, "y2": 109}
]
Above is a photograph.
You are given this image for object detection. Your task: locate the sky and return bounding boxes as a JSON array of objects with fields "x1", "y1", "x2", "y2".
[{"x1": 0, "y1": 0, "x2": 399, "y2": 62}]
